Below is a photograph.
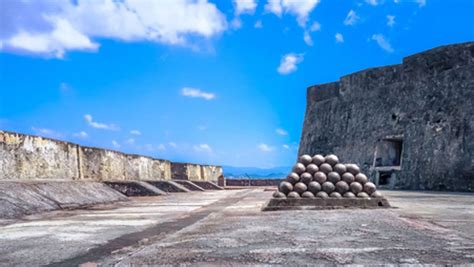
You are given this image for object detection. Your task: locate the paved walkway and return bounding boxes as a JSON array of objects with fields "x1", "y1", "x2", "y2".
[{"x1": 0, "y1": 189, "x2": 473, "y2": 266}]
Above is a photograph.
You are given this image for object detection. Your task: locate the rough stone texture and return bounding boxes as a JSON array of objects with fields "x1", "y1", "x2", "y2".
[
  {"x1": 299, "y1": 42, "x2": 474, "y2": 192},
  {"x1": 189, "y1": 180, "x2": 225, "y2": 190},
  {"x1": 171, "y1": 163, "x2": 203, "y2": 180},
  {"x1": 0, "y1": 131, "x2": 80, "y2": 180},
  {"x1": 145, "y1": 180, "x2": 190, "y2": 193},
  {"x1": 173, "y1": 180, "x2": 206, "y2": 191},
  {"x1": 79, "y1": 147, "x2": 171, "y2": 181},
  {"x1": 225, "y1": 178, "x2": 281, "y2": 187},
  {"x1": 201, "y1": 165, "x2": 223, "y2": 183},
  {"x1": 103, "y1": 181, "x2": 167, "y2": 196},
  {"x1": 0, "y1": 131, "x2": 221, "y2": 182},
  {"x1": 0, "y1": 180, "x2": 127, "y2": 219}
]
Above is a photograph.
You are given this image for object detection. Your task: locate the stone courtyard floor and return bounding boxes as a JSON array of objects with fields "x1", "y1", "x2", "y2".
[{"x1": 0, "y1": 189, "x2": 473, "y2": 266}]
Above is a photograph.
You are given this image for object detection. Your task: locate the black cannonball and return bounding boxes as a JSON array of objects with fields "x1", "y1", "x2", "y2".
[
  {"x1": 322, "y1": 181, "x2": 335, "y2": 194},
  {"x1": 287, "y1": 191, "x2": 301, "y2": 198},
  {"x1": 292, "y1": 163, "x2": 306, "y2": 174},
  {"x1": 355, "y1": 173, "x2": 368, "y2": 184},
  {"x1": 299, "y1": 154, "x2": 313, "y2": 166},
  {"x1": 273, "y1": 191, "x2": 286, "y2": 198},
  {"x1": 306, "y1": 164, "x2": 319, "y2": 174},
  {"x1": 346, "y1": 164, "x2": 361, "y2": 175},
  {"x1": 316, "y1": 191, "x2": 329, "y2": 199},
  {"x1": 327, "y1": 172, "x2": 341, "y2": 183},
  {"x1": 333, "y1": 163, "x2": 347, "y2": 175},
  {"x1": 312, "y1": 154, "x2": 325, "y2": 166},
  {"x1": 341, "y1": 172, "x2": 355, "y2": 184},
  {"x1": 301, "y1": 191, "x2": 316, "y2": 199},
  {"x1": 300, "y1": 172, "x2": 313, "y2": 184},
  {"x1": 335, "y1": 181, "x2": 350, "y2": 194},
  {"x1": 330, "y1": 192, "x2": 342, "y2": 199},
  {"x1": 319, "y1": 163, "x2": 333, "y2": 174},
  {"x1": 308, "y1": 181, "x2": 322, "y2": 194},
  {"x1": 325, "y1": 154, "x2": 339, "y2": 166},
  {"x1": 286, "y1": 172, "x2": 300, "y2": 184},
  {"x1": 294, "y1": 182, "x2": 308, "y2": 194},
  {"x1": 350, "y1": 182, "x2": 363, "y2": 194},
  {"x1": 313, "y1": 172, "x2": 327, "y2": 184},
  {"x1": 279, "y1": 181, "x2": 293, "y2": 195}
]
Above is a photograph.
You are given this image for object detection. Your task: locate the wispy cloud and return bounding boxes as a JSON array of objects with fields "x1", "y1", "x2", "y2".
[
  {"x1": 277, "y1": 53, "x2": 304, "y2": 75},
  {"x1": 344, "y1": 10, "x2": 359, "y2": 26},
  {"x1": 1, "y1": 1, "x2": 227, "y2": 58},
  {"x1": 371, "y1": 34, "x2": 394, "y2": 53},
  {"x1": 181, "y1": 87, "x2": 216, "y2": 100},
  {"x1": 387, "y1": 15, "x2": 395, "y2": 27},
  {"x1": 84, "y1": 114, "x2": 119, "y2": 131},
  {"x1": 303, "y1": 21, "x2": 321, "y2": 46},
  {"x1": 31, "y1": 127, "x2": 62, "y2": 138},
  {"x1": 254, "y1": 20, "x2": 263, "y2": 28},
  {"x1": 335, "y1": 33, "x2": 344, "y2": 43},
  {"x1": 125, "y1": 138, "x2": 135, "y2": 145},
  {"x1": 264, "y1": 0, "x2": 321, "y2": 27},
  {"x1": 112, "y1": 140, "x2": 120, "y2": 148},
  {"x1": 130, "y1": 130, "x2": 141, "y2": 135},
  {"x1": 168, "y1": 142, "x2": 177, "y2": 148},
  {"x1": 276, "y1": 128, "x2": 288, "y2": 136},
  {"x1": 194, "y1": 143, "x2": 213, "y2": 153},
  {"x1": 365, "y1": 0, "x2": 378, "y2": 6},
  {"x1": 233, "y1": 0, "x2": 257, "y2": 15},
  {"x1": 283, "y1": 144, "x2": 290, "y2": 149},
  {"x1": 257, "y1": 143, "x2": 274, "y2": 152},
  {"x1": 73, "y1": 131, "x2": 88, "y2": 139}
]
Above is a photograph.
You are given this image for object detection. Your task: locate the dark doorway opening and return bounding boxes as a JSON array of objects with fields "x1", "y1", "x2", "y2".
[
  {"x1": 374, "y1": 137, "x2": 403, "y2": 167},
  {"x1": 378, "y1": 172, "x2": 391, "y2": 185}
]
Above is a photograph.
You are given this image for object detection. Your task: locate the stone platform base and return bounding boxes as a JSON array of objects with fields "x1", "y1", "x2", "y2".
[
  {"x1": 262, "y1": 197, "x2": 391, "y2": 211},
  {"x1": 103, "y1": 181, "x2": 167, "y2": 196},
  {"x1": 173, "y1": 180, "x2": 206, "y2": 191},
  {"x1": 190, "y1": 181, "x2": 224, "y2": 190}
]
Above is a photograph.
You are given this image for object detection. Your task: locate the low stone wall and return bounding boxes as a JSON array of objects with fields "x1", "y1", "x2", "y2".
[
  {"x1": 225, "y1": 179, "x2": 281, "y2": 187},
  {"x1": 0, "y1": 131, "x2": 219, "y2": 182}
]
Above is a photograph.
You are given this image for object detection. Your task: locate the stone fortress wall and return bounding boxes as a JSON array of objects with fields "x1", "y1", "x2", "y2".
[
  {"x1": 0, "y1": 131, "x2": 222, "y2": 183},
  {"x1": 299, "y1": 42, "x2": 474, "y2": 192}
]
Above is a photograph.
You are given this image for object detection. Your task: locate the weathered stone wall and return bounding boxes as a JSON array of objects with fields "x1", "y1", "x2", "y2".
[
  {"x1": 225, "y1": 179, "x2": 280, "y2": 187},
  {"x1": 0, "y1": 131, "x2": 80, "y2": 180},
  {"x1": 299, "y1": 42, "x2": 474, "y2": 192},
  {"x1": 0, "y1": 131, "x2": 218, "y2": 182},
  {"x1": 201, "y1": 165, "x2": 223, "y2": 183}
]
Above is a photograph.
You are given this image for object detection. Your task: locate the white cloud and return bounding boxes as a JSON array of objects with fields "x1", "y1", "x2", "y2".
[
  {"x1": 130, "y1": 130, "x2": 141, "y2": 135},
  {"x1": 303, "y1": 32, "x2": 313, "y2": 46},
  {"x1": 416, "y1": 0, "x2": 426, "y2": 7},
  {"x1": 276, "y1": 128, "x2": 288, "y2": 136},
  {"x1": 387, "y1": 15, "x2": 395, "y2": 27},
  {"x1": 335, "y1": 33, "x2": 344, "y2": 43},
  {"x1": 371, "y1": 34, "x2": 394, "y2": 53},
  {"x1": 344, "y1": 10, "x2": 359, "y2": 26},
  {"x1": 277, "y1": 53, "x2": 304, "y2": 75},
  {"x1": 181, "y1": 87, "x2": 216, "y2": 100},
  {"x1": 1, "y1": 0, "x2": 227, "y2": 58},
  {"x1": 257, "y1": 143, "x2": 274, "y2": 152},
  {"x1": 254, "y1": 20, "x2": 263, "y2": 28},
  {"x1": 112, "y1": 140, "x2": 120, "y2": 148},
  {"x1": 31, "y1": 127, "x2": 62, "y2": 138},
  {"x1": 233, "y1": 0, "x2": 257, "y2": 15},
  {"x1": 264, "y1": 0, "x2": 320, "y2": 27},
  {"x1": 283, "y1": 144, "x2": 290, "y2": 149},
  {"x1": 125, "y1": 138, "x2": 135, "y2": 145},
  {"x1": 84, "y1": 114, "x2": 119, "y2": 131},
  {"x1": 365, "y1": 0, "x2": 379, "y2": 6},
  {"x1": 230, "y1": 18, "x2": 243, "y2": 29},
  {"x1": 73, "y1": 131, "x2": 88, "y2": 138},
  {"x1": 303, "y1": 21, "x2": 321, "y2": 46},
  {"x1": 168, "y1": 142, "x2": 177, "y2": 148},
  {"x1": 194, "y1": 143, "x2": 213, "y2": 153}
]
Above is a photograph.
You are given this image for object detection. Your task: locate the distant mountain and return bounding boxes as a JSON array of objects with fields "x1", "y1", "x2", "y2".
[{"x1": 222, "y1": 165, "x2": 291, "y2": 179}]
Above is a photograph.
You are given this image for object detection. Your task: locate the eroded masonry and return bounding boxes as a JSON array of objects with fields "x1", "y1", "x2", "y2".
[{"x1": 299, "y1": 42, "x2": 474, "y2": 191}]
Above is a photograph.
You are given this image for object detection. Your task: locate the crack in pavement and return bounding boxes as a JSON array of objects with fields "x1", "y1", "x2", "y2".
[{"x1": 47, "y1": 189, "x2": 253, "y2": 267}]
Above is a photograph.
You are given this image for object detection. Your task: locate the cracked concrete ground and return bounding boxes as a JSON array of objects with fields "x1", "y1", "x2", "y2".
[{"x1": 0, "y1": 189, "x2": 473, "y2": 266}]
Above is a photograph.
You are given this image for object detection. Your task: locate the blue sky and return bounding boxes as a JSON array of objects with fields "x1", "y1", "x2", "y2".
[{"x1": 0, "y1": 0, "x2": 473, "y2": 168}]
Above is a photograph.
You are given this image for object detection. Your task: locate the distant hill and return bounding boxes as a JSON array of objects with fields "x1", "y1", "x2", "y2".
[{"x1": 222, "y1": 165, "x2": 291, "y2": 179}]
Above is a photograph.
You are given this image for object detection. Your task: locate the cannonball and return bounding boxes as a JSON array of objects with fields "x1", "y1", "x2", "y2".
[
  {"x1": 330, "y1": 192, "x2": 342, "y2": 199},
  {"x1": 325, "y1": 154, "x2": 339, "y2": 166},
  {"x1": 300, "y1": 172, "x2": 313, "y2": 184},
  {"x1": 301, "y1": 191, "x2": 315, "y2": 199},
  {"x1": 316, "y1": 191, "x2": 329, "y2": 199},
  {"x1": 327, "y1": 172, "x2": 341, "y2": 183},
  {"x1": 355, "y1": 173, "x2": 368, "y2": 184},
  {"x1": 335, "y1": 181, "x2": 350, "y2": 194},
  {"x1": 357, "y1": 192, "x2": 370, "y2": 199},
  {"x1": 322, "y1": 181, "x2": 335, "y2": 194},
  {"x1": 273, "y1": 191, "x2": 286, "y2": 198},
  {"x1": 341, "y1": 172, "x2": 355, "y2": 184},
  {"x1": 346, "y1": 164, "x2": 360, "y2": 175},
  {"x1": 319, "y1": 163, "x2": 333, "y2": 174},
  {"x1": 313, "y1": 172, "x2": 327, "y2": 184},
  {"x1": 350, "y1": 182, "x2": 363, "y2": 194},
  {"x1": 312, "y1": 154, "x2": 325, "y2": 166},
  {"x1": 292, "y1": 163, "x2": 306, "y2": 174},
  {"x1": 363, "y1": 182, "x2": 376, "y2": 195},
  {"x1": 286, "y1": 172, "x2": 300, "y2": 184},
  {"x1": 279, "y1": 181, "x2": 293, "y2": 195},
  {"x1": 299, "y1": 154, "x2": 313, "y2": 165},
  {"x1": 308, "y1": 181, "x2": 321, "y2": 194},
  {"x1": 333, "y1": 163, "x2": 347, "y2": 175},
  {"x1": 294, "y1": 182, "x2": 308, "y2": 194},
  {"x1": 343, "y1": 192, "x2": 356, "y2": 198},
  {"x1": 306, "y1": 164, "x2": 319, "y2": 174},
  {"x1": 287, "y1": 191, "x2": 301, "y2": 199},
  {"x1": 371, "y1": 191, "x2": 383, "y2": 199}
]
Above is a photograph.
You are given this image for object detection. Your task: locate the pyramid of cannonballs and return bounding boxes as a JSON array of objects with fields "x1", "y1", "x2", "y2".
[{"x1": 273, "y1": 154, "x2": 383, "y2": 199}]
